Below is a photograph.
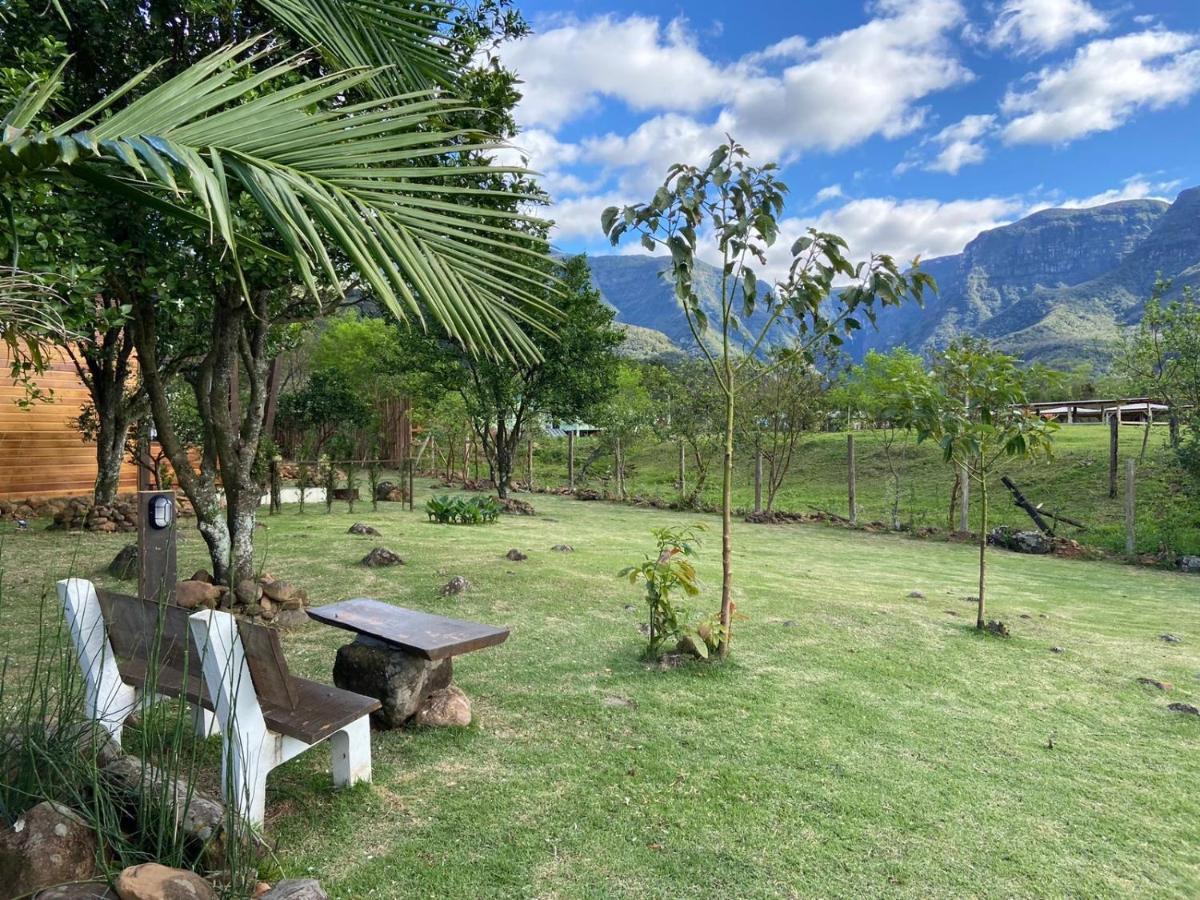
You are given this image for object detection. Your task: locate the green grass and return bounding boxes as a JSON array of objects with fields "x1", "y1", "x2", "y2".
[
  {"x1": 529, "y1": 425, "x2": 1200, "y2": 557},
  {"x1": 2, "y1": 487, "x2": 1200, "y2": 897}
]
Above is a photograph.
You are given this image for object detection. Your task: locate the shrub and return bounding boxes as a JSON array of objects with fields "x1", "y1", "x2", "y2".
[
  {"x1": 619, "y1": 524, "x2": 718, "y2": 658},
  {"x1": 425, "y1": 495, "x2": 502, "y2": 525}
]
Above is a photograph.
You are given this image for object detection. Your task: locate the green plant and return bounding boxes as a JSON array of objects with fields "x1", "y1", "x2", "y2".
[
  {"x1": 425, "y1": 495, "x2": 502, "y2": 525},
  {"x1": 619, "y1": 524, "x2": 708, "y2": 658},
  {"x1": 320, "y1": 455, "x2": 336, "y2": 515}
]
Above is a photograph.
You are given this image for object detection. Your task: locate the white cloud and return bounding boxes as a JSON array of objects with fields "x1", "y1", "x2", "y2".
[
  {"x1": 988, "y1": 0, "x2": 1108, "y2": 55},
  {"x1": 1050, "y1": 174, "x2": 1182, "y2": 209},
  {"x1": 926, "y1": 113, "x2": 997, "y2": 173},
  {"x1": 1001, "y1": 30, "x2": 1200, "y2": 144},
  {"x1": 814, "y1": 184, "x2": 845, "y2": 203},
  {"x1": 547, "y1": 193, "x2": 629, "y2": 244}
]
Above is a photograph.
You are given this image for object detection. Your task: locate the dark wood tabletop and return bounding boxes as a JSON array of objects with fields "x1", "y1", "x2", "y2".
[{"x1": 307, "y1": 598, "x2": 510, "y2": 660}]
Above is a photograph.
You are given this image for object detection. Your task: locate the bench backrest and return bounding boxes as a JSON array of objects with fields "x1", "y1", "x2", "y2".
[{"x1": 97, "y1": 589, "x2": 297, "y2": 712}]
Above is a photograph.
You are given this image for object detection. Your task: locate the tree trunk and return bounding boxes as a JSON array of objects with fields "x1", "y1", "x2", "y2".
[
  {"x1": 718, "y1": 383, "x2": 735, "y2": 660},
  {"x1": 977, "y1": 473, "x2": 988, "y2": 631},
  {"x1": 93, "y1": 404, "x2": 130, "y2": 506}
]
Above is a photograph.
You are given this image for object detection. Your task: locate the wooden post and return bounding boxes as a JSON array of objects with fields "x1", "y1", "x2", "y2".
[
  {"x1": 847, "y1": 434, "x2": 857, "y2": 526},
  {"x1": 1109, "y1": 413, "x2": 1119, "y2": 499},
  {"x1": 526, "y1": 438, "x2": 534, "y2": 490},
  {"x1": 754, "y1": 447, "x2": 763, "y2": 514},
  {"x1": 137, "y1": 490, "x2": 177, "y2": 606},
  {"x1": 568, "y1": 431, "x2": 576, "y2": 491},
  {"x1": 1125, "y1": 458, "x2": 1136, "y2": 558},
  {"x1": 269, "y1": 459, "x2": 281, "y2": 516},
  {"x1": 407, "y1": 457, "x2": 415, "y2": 511},
  {"x1": 615, "y1": 437, "x2": 623, "y2": 499},
  {"x1": 959, "y1": 464, "x2": 970, "y2": 533},
  {"x1": 678, "y1": 439, "x2": 686, "y2": 499}
]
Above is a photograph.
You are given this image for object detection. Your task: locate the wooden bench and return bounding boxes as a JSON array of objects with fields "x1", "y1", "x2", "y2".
[
  {"x1": 307, "y1": 598, "x2": 510, "y2": 659},
  {"x1": 57, "y1": 578, "x2": 380, "y2": 827}
]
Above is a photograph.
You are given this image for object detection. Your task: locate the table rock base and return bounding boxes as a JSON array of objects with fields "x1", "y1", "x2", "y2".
[{"x1": 332, "y1": 635, "x2": 453, "y2": 729}]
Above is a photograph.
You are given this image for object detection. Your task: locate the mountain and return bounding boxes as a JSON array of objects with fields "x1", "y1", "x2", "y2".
[{"x1": 583, "y1": 188, "x2": 1200, "y2": 367}]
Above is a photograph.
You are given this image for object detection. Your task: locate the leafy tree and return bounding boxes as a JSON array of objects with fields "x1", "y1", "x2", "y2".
[
  {"x1": 397, "y1": 255, "x2": 624, "y2": 498},
  {"x1": 904, "y1": 342, "x2": 1057, "y2": 631},
  {"x1": 602, "y1": 137, "x2": 935, "y2": 658},
  {"x1": 276, "y1": 369, "x2": 373, "y2": 458},
  {"x1": 643, "y1": 358, "x2": 722, "y2": 507},
  {"x1": 592, "y1": 363, "x2": 655, "y2": 499}
]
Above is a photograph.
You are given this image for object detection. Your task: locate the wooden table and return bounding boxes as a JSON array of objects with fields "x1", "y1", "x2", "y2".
[{"x1": 307, "y1": 598, "x2": 509, "y2": 661}]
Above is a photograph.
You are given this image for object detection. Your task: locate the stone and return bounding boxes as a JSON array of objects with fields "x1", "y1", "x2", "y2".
[
  {"x1": 108, "y1": 544, "x2": 139, "y2": 580},
  {"x1": 439, "y1": 576, "x2": 471, "y2": 596},
  {"x1": 258, "y1": 880, "x2": 329, "y2": 900},
  {"x1": 1050, "y1": 646, "x2": 1065, "y2": 654},
  {"x1": 551, "y1": 544, "x2": 574, "y2": 552},
  {"x1": 1168, "y1": 702, "x2": 1200, "y2": 717},
  {"x1": 1137, "y1": 677, "x2": 1173, "y2": 691},
  {"x1": 333, "y1": 636, "x2": 453, "y2": 728},
  {"x1": 236, "y1": 579, "x2": 262, "y2": 606},
  {"x1": 361, "y1": 547, "x2": 404, "y2": 567},
  {"x1": 1160, "y1": 633, "x2": 1183, "y2": 644},
  {"x1": 384, "y1": 489, "x2": 406, "y2": 503},
  {"x1": 273, "y1": 609, "x2": 310, "y2": 629},
  {"x1": 94, "y1": 521, "x2": 118, "y2": 534},
  {"x1": 414, "y1": 685, "x2": 472, "y2": 728},
  {"x1": 1180, "y1": 555, "x2": 1200, "y2": 573},
  {"x1": 114, "y1": 863, "x2": 216, "y2": 900},
  {"x1": 348, "y1": 522, "x2": 380, "y2": 536},
  {"x1": 374, "y1": 481, "x2": 399, "y2": 500},
  {"x1": 504, "y1": 548, "x2": 527, "y2": 562},
  {"x1": 907, "y1": 590, "x2": 925, "y2": 599},
  {"x1": 103, "y1": 757, "x2": 224, "y2": 843},
  {"x1": 984, "y1": 620, "x2": 1010, "y2": 638},
  {"x1": 0, "y1": 802, "x2": 98, "y2": 898},
  {"x1": 175, "y1": 580, "x2": 222, "y2": 611},
  {"x1": 35, "y1": 884, "x2": 117, "y2": 899},
  {"x1": 189, "y1": 570, "x2": 214, "y2": 585},
  {"x1": 498, "y1": 497, "x2": 535, "y2": 516},
  {"x1": 602, "y1": 695, "x2": 637, "y2": 709},
  {"x1": 261, "y1": 580, "x2": 305, "y2": 606},
  {"x1": 990, "y1": 527, "x2": 1053, "y2": 554}
]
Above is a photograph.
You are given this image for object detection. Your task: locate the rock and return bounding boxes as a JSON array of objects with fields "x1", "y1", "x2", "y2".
[
  {"x1": 1050, "y1": 646, "x2": 1065, "y2": 654},
  {"x1": 551, "y1": 544, "x2": 574, "y2": 552},
  {"x1": 175, "y1": 580, "x2": 222, "y2": 611},
  {"x1": 189, "y1": 570, "x2": 214, "y2": 585},
  {"x1": 333, "y1": 636, "x2": 453, "y2": 728},
  {"x1": 498, "y1": 497, "x2": 535, "y2": 516},
  {"x1": 103, "y1": 756, "x2": 224, "y2": 843},
  {"x1": 439, "y1": 576, "x2": 471, "y2": 597},
  {"x1": 258, "y1": 881, "x2": 329, "y2": 900},
  {"x1": 414, "y1": 685, "x2": 472, "y2": 727},
  {"x1": 261, "y1": 580, "x2": 305, "y2": 607},
  {"x1": 94, "y1": 521, "x2": 118, "y2": 534},
  {"x1": 907, "y1": 590, "x2": 925, "y2": 599},
  {"x1": 348, "y1": 523, "x2": 380, "y2": 536},
  {"x1": 384, "y1": 489, "x2": 406, "y2": 503},
  {"x1": 574, "y1": 489, "x2": 602, "y2": 501},
  {"x1": 984, "y1": 620, "x2": 1010, "y2": 637},
  {"x1": 0, "y1": 802, "x2": 98, "y2": 898},
  {"x1": 602, "y1": 695, "x2": 637, "y2": 709},
  {"x1": 236, "y1": 579, "x2": 262, "y2": 606},
  {"x1": 114, "y1": 863, "x2": 216, "y2": 900},
  {"x1": 1137, "y1": 677, "x2": 1173, "y2": 691},
  {"x1": 990, "y1": 527, "x2": 1053, "y2": 554},
  {"x1": 504, "y1": 548, "x2": 527, "y2": 562},
  {"x1": 35, "y1": 883, "x2": 117, "y2": 898},
  {"x1": 374, "y1": 481, "x2": 400, "y2": 501},
  {"x1": 1180, "y1": 555, "x2": 1200, "y2": 573},
  {"x1": 273, "y1": 609, "x2": 310, "y2": 629},
  {"x1": 361, "y1": 547, "x2": 404, "y2": 567},
  {"x1": 1168, "y1": 702, "x2": 1200, "y2": 717},
  {"x1": 108, "y1": 544, "x2": 139, "y2": 580},
  {"x1": 1160, "y1": 633, "x2": 1183, "y2": 644}
]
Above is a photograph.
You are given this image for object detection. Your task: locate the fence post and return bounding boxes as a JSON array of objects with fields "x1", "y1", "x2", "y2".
[
  {"x1": 568, "y1": 431, "x2": 576, "y2": 492},
  {"x1": 847, "y1": 434, "x2": 857, "y2": 526},
  {"x1": 1125, "y1": 458, "x2": 1136, "y2": 558},
  {"x1": 958, "y1": 464, "x2": 970, "y2": 533},
  {"x1": 407, "y1": 457, "x2": 415, "y2": 512},
  {"x1": 269, "y1": 459, "x2": 281, "y2": 516},
  {"x1": 678, "y1": 439, "x2": 686, "y2": 500},
  {"x1": 754, "y1": 448, "x2": 763, "y2": 514},
  {"x1": 527, "y1": 438, "x2": 534, "y2": 490},
  {"x1": 1109, "y1": 413, "x2": 1119, "y2": 499}
]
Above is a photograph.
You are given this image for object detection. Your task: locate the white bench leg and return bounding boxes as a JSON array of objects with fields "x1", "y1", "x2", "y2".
[
  {"x1": 58, "y1": 579, "x2": 137, "y2": 746},
  {"x1": 330, "y1": 715, "x2": 372, "y2": 789},
  {"x1": 192, "y1": 705, "x2": 219, "y2": 739}
]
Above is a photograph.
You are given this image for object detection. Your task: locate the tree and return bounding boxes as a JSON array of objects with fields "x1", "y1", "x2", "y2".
[
  {"x1": 276, "y1": 369, "x2": 373, "y2": 458},
  {"x1": 904, "y1": 342, "x2": 1056, "y2": 631},
  {"x1": 602, "y1": 137, "x2": 935, "y2": 659},
  {"x1": 592, "y1": 363, "x2": 655, "y2": 499},
  {"x1": 398, "y1": 255, "x2": 624, "y2": 498},
  {"x1": 845, "y1": 348, "x2": 926, "y2": 529}
]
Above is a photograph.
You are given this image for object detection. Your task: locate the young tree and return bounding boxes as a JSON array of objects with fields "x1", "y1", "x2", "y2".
[
  {"x1": 602, "y1": 138, "x2": 935, "y2": 658},
  {"x1": 592, "y1": 363, "x2": 655, "y2": 499},
  {"x1": 905, "y1": 342, "x2": 1056, "y2": 631}
]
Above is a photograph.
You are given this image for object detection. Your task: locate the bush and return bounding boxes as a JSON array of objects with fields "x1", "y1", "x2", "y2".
[{"x1": 425, "y1": 495, "x2": 502, "y2": 525}]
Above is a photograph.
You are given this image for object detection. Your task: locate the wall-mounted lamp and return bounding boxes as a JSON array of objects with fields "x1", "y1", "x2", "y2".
[{"x1": 149, "y1": 495, "x2": 174, "y2": 530}]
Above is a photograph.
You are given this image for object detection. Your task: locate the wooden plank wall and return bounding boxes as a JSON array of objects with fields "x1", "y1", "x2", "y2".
[{"x1": 0, "y1": 349, "x2": 137, "y2": 499}]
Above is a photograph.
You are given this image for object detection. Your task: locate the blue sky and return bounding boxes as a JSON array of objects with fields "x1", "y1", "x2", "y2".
[{"x1": 495, "y1": 0, "x2": 1200, "y2": 270}]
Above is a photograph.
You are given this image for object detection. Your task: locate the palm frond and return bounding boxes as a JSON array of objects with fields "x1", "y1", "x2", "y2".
[{"x1": 0, "y1": 39, "x2": 556, "y2": 362}]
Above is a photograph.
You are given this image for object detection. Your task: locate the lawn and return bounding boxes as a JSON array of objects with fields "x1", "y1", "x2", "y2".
[{"x1": 2, "y1": 487, "x2": 1199, "y2": 898}]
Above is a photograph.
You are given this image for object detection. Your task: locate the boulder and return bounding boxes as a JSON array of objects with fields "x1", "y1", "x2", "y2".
[
  {"x1": 261, "y1": 580, "x2": 306, "y2": 608},
  {"x1": 414, "y1": 685, "x2": 471, "y2": 728},
  {"x1": 374, "y1": 481, "x2": 404, "y2": 502},
  {"x1": 236, "y1": 579, "x2": 263, "y2": 606},
  {"x1": 498, "y1": 497, "x2": 535, "y2": 516},
  {"x1": 35, "y1": 884, "x2": 116, "y2": 899},
  {"x1": 1137, "y1": 677, "x2": 1173, "y2": 691},
  {"x1": 114, "y1": 863, "x2": 216, "y2": 900},
  {"x1": 551, "y1": 544, "x2": 574, "y2": 553},
  {"x1": 439, "y1": 576, "x2": 471, "y2": 597},
  {"x1": 989, "y1": 527, "x2": 1052, "y2": 554},
  {"x1": 175, "y1": 580, "x2": 223, "y2": 611},
  {"x1": 0, "y1": 802, "x2": 98, "y2": 898},
  {"x1": 1180, "y1": 555, "x2": 1200, "y2": 573},
  {"x1": 189, "y1": 570, "x2": 214, "y2": 585},
  {"x1": 273, "y1": 609, "x2": 310, "y2": 629},
  {"x1": 103, "y1": 757, "x2": 224, "y2": 844},
  {"x1": 907, "y1": 590, "x2": 925, "y2": 599},
  {"x1": 1168, "y1": 702, "x2": 1200, "y2": 717},
  {"x1": 108, "y1": 544, "x2": 139, "y2": 580},
  {"x1": 333, "y1": 636, "x2": 452, "y2": 729},
  {"x1": 347, "y1": 523, "x2": 380, "y2": 536},
  {"x1": 384, "y1": 489, "x2": 407, "y2": 503},
  {"x1": 504, "y1": 548, "x2": 527, "y2": 562},
  {"x1": 258, "y1": 880, "x2": 329, "y2": 900},
  {"x1": 361, "y1": 547, "x2": 404, "y2": 568}
]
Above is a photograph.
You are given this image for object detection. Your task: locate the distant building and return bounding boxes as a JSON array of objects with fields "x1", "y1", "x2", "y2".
[
  {"x1": 544, "y1": 421, "x2": 601, "y2": 438},
  {"x1": 1029, "y1": 398, "x2": 1170, "y2": 424}
]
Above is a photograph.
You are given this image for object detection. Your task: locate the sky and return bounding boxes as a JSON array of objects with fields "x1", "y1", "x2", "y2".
[{"x1": 494, "y1": 0, "x2": 1200, "y2": 271}]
